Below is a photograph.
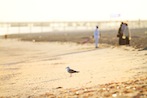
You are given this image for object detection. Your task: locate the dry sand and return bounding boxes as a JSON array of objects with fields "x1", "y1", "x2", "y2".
[{"x1": 0, "y1": 39, "x2": 147, "y2": 98}]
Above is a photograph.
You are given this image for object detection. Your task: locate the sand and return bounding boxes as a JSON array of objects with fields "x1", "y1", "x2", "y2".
[{"x1": 0, "y1": 39, "x2": 147, "y2": 98}]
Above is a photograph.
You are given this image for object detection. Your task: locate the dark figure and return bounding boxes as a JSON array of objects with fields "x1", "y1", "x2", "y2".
[
  {"x1": 117, "y1": 22, "x2": 131, "y2": 45},
  {"x1": 117, "y1": 22, "x2": 124, "y2": 45},
  {"x1": 4, "y1": 34, "x2": 8, "y2": 39}
]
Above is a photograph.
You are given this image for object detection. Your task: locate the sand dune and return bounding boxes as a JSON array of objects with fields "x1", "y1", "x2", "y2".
[{"x1": 0, "y1": 39, "x2": 147, "y2": 98}]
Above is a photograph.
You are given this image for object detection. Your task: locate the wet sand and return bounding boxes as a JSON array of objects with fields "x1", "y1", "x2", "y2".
[{"x1": 0, "y1": 39, "x2": 147, "y2": 98}]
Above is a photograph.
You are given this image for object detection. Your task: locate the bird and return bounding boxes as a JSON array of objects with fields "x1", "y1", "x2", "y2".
[{"x1": 66, "y1": 67, "x2": 79, "y2": 77}]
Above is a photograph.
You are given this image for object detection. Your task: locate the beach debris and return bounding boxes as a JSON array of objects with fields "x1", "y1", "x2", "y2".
[
  {"x1": 35, "y1": 75, "x2": 147, "y2": 98},
  {"x1": 75, "y1": 91, "x2": 79, "y2": 95},
  {"x1": 66, "y1": 66, "x2": 79, "y2": 77},
  {"x1": 112, "y1": 93, "x2": 117, "y2": 97},
  {"x1": 56, "y1": 87, "x2": 63, "y2": 89}
]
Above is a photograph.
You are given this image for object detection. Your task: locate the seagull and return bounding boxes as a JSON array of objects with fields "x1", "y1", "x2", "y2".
[{"x1": 66, "y1": 67, "x2": 79, "y2": 77}]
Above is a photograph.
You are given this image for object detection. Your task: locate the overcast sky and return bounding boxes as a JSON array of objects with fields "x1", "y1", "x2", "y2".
[{"x1": 0, "y1": 0, "x2": 146, "y2": 22}]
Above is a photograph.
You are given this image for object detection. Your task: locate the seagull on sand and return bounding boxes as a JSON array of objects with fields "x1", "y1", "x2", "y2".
[{"x1": 66, "y1": 67, "x2": 79, "y2": 77}]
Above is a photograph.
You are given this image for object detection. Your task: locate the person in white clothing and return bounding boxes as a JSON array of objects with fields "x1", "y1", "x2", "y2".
[{"x1": 94, "y1": 26, "x2": 100, "y2": 48}]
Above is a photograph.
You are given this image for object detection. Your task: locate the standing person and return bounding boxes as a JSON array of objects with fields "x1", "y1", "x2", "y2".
[
  {"x1": 94, "y1": 26, "x2": 100, "y2": 48},
  {"x1": 117, "y1": 22, "x2": 126, "y2": 45},
  {"x1": 123, "y1": 23, "x2": 131, "y2": 45},
  {"x1": 117, "y1": 22, "x2": 123, "y2": 45},
  {"x1": 121, "y1": 22, "x2": 127, "y2": 45}
]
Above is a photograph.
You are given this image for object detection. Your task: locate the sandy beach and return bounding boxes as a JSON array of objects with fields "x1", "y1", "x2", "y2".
[{"x1": 0, "y1": 39, "x2": 147, "y2": 98}]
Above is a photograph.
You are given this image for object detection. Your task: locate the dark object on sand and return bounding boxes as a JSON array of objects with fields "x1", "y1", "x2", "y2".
[
  {"x1": 4, "y1": 34, "x2": 7, "y2": 39},
  {"x1": 66, "y1": 67, "x2": 79, "y2": 77}
]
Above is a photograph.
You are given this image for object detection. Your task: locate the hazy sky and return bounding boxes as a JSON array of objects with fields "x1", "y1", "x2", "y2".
[{"x1": 0, "y1": 0, "x2": 146, "y2": 22}]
